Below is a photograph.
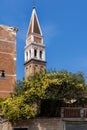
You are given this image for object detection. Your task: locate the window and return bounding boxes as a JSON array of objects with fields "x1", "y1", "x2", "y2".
[
  {"x1": 34, "y1": 49, "x2": 37, "y2": 57},
  {"x1": 26, "y1": 52, "x2": 28, "y2": 61},
  {"x1": 29, "y1": 50, "x2": 31, "y2": 58},
  {"x1": 26, "y1": 67, "x2": 28, "y2": 70},
  {"x1": 40, "y1": 50, "x2": 42, "y2": 59}
]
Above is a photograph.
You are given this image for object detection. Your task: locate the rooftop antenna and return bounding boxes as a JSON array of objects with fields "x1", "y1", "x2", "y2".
[{"x1": 32, "y1": 0, "x2": 36, "y2": 9}]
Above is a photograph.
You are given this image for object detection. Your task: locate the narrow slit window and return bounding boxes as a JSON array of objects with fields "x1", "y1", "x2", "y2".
[
  {"x1": 40, "y1": 51, "x2": 42, "y2": 59},
  {"x1": 29, "y1": 50, "x2": 31, "y2": 58},
  {"x1": 34, "y1": 49, "x2": 37, "y2": 57}
]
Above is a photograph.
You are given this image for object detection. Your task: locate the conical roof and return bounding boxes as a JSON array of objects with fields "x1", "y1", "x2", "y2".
[{"x1": 27, "y1": 8, "x2": 42, "y2": 36}]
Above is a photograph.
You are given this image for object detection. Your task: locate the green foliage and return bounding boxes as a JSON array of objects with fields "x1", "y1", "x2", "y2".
[
  {"x1": 1, "y1": 71, "x2": 87, "y2": 121},
  {"x1": 2, "y1": 96, "x2": 38, "y2": 121},
  {"x1": 45, "y1": 71, "x2": 86, "y2": 100}
]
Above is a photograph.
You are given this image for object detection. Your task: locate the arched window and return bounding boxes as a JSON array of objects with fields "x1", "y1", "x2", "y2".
[
  {"x1": 34, "y1": 49, "x2": 37, "y2": 57},
  {"x1": 40, "y1": 50, "x2": 42, "y2": 59}
]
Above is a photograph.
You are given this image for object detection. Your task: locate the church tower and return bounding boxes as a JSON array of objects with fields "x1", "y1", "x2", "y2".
[{"x1": 24, "y1": 7, "x2": 46, "y2": 79}]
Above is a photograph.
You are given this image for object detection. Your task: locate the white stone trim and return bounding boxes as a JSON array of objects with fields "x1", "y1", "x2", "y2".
[
  {"x1": 24, "y1": 42, "x2": 45, "y2": 50},
  {"x1": 0, "y1": 51, "x2": 16, "y2": 55},
  {"x1": 31, "y1": 35, "x2": 33, "y2": 42},
  {"x1": 6, "y1": 74, "x2": 16, "y2": 76},
  {"x1": 0, "y1": 39, "x2": 16, "y2": 44},
  {"x1": 33, "y1": 8, "x2": 43, "y2": 35},
  {"x1": 32, "y1": 9, "x2": 34, "y2": 34},
  {"x1": 27, "y1": 9, "x2": 33, "y2": 36},
  {"x1": 27, "y1": 33, "x2": 43, "y2": 39},
  {"x1": 0, "y1": 91, "x2": 13, "y2": 93}
]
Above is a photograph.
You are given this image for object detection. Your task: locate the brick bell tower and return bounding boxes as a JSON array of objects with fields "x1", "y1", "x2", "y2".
[
  {"x1": 24, "y1": 7, "x2": 46, "y2": 79},
  {"x1": 0, "y1": 25, "x2": 18, "y2": 98}
]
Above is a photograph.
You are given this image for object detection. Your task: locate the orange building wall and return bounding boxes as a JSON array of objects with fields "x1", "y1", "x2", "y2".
[{"x1": 0, "y1": 25, "x2": 17, "y2": 98}]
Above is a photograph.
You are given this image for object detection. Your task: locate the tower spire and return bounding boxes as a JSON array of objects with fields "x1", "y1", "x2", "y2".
[
  {"x1": 27, "y1": 5, "x2": 43, "y2": 43},
  {"x1": 24, "y1": 5, "x2": 46, "y2": 79}
]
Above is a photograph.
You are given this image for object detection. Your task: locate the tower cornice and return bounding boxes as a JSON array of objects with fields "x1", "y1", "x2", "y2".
[
  {"x1": 26, "y1": 32, "x2": 43, "y2": 39},
  {"x1": 24, "y1": 42, "x2": 45, "y2": 50},
  {"x1": 24, "y1": 59, "x2": 46, "y2": 65}
]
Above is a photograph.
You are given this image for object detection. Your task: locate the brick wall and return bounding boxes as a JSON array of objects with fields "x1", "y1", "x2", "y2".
[{"x1": 0, "y1": 25, "x2": 17, "y2": 98}]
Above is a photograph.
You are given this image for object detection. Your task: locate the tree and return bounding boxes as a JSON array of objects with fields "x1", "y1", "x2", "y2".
[
  {"x1": 45, "y1": 71, "x2": 86, "y2": 101},
  {"x1": 1, "y1": 71, "x2": 87, "y2": 121},
  {"x1": 2, "y1": 96, "x2": 38, "y2": 121}
]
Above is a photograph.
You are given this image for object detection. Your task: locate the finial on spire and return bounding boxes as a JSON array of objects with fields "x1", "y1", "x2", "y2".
[{"x1": 32, "y1": 0, "x2": 36, "y2": 9}]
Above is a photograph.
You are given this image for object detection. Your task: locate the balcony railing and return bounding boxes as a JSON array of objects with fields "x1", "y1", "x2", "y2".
[{"x1": 61, "y1": 107, "x2": 87, "y2": 118}]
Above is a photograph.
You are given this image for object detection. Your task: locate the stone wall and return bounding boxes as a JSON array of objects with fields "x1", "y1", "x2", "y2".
[
  {"x1": 1, "y1": 118, "x2": 87, "y2": 130},
  {"x1": 0, "y1": 121, "x2": 12, "y2": 130},
  {"x1": 0, "y1": 118, "x2": 64, "y2": 130}
]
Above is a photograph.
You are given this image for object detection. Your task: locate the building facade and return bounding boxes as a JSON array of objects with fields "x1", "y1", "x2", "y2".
[
  {"x1": 0, "y1": 25, "x2": 18, "y2": 98},
  {"x1": 24, "y1": 8, "x2": 46, "y2": 79}
]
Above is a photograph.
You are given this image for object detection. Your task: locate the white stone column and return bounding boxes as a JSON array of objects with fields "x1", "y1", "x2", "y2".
[
  {"x1": 28, "y1": 50, "x2": 29, "y2": 60},
  {"x1": 31, "y1": 48, "x2": 34, "y2": 58},
  {"x1": 42, "y1": 50, "x2": 45, "y2": 61},
  {"x1": 25, "y1": 51, "x2": 26, "y2": 61}
]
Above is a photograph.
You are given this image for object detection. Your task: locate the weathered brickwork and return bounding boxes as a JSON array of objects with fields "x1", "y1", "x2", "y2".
[
  {"x1": 0, "y1": 25, "x2": 17, "y2": 98},
  {"x1": 25, "y1": 60, "x2": 46, "y2": 79},
  {"x1": 34, "y1": 36, "x2": 42, "y2": 43}
]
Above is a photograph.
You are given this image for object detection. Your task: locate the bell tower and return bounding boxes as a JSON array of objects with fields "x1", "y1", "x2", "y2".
[{"x1": 24, "y1": 7, "x2": 46, "y2": 79}]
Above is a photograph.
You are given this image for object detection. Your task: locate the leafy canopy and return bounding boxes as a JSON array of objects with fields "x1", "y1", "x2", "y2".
[{"x1": 1, "y1": 71, "x2": 87, "y2": 121}]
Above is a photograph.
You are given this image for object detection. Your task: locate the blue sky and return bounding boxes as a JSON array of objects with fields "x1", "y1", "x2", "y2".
[{"x1": 0, "y1": 0, "x2": 87, "y2": 80}]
